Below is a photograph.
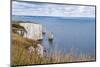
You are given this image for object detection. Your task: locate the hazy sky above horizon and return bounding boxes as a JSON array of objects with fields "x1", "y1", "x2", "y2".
[{"x1": 12, "y1": 1, "x2": 95, "y2": 17}]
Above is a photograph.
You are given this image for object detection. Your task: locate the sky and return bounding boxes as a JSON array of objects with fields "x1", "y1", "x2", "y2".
[{"x1": 12, "y1": 1, "x2": 95, "y2": 17}]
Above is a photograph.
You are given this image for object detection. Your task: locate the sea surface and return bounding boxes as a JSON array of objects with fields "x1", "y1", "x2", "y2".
[{"x1": 12, "y1": 15, "x2": 96, "y2": 56}]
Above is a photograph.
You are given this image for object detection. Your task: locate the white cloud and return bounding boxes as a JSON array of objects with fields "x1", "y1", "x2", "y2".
[{"x1": 12, "y1": 1, "x2": 95, "y2": 17}]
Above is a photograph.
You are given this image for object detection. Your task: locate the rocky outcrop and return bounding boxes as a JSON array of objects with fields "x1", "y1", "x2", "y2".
[{"x1": 20, "y1": 23, "x2": 43, "y2": 40}]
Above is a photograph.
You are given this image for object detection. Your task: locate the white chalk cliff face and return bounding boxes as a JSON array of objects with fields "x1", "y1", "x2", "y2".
[{"x1": 20, "y1": 23, "x2": 43, "y2": 40}]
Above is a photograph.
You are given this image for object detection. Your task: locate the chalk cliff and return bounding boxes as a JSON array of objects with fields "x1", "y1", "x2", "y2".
[{"x1": 20, "y1": 23, "x2": 43, "y2": 40}]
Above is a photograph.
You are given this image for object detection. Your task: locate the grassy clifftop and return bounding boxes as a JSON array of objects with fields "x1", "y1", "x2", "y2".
[
  {"x1": 11, "y1": 33, "x2": 95, "y2": 66},
  {"x1": 12, "y1": 33, "x2": 37, "y2": 47},
  {"x1": 11, "y1": 33, "x2": 39, "y2": 65}
]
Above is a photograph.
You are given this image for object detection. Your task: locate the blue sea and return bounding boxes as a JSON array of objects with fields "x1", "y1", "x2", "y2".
[{"x1": 12, "y1": 15, "x2": 96, "y2": 56}]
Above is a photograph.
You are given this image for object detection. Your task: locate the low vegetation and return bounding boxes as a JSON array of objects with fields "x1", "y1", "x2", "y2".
[{"x1": 11, "y1": 33, "x2": 95, "y2": 66}]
